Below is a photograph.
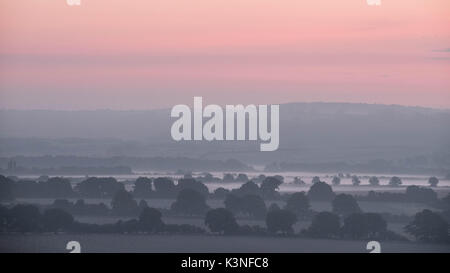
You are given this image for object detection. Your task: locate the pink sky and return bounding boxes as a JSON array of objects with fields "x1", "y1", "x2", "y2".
[{"x1": 0, "y1": 0, "x2": 449, "y2": 109}]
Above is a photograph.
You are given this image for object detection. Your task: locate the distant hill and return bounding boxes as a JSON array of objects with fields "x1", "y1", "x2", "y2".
[{"x1": 1, "y1": 103, "x2": 449, "y2": 169}]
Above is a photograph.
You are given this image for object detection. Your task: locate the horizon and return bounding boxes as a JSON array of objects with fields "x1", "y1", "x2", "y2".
[{"x1": 1, "y1": 100, "x2": 450, "y2": 112}]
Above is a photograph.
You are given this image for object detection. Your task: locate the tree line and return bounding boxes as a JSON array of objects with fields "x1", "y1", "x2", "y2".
[
  {"x1": 0, "y1": 174, "x2": 445, "y2": 205},
  {"x1": 1, "y1": 200, "x2": 448, "y2": 244}
]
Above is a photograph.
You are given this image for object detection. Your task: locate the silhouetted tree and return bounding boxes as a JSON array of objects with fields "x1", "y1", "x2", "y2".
[
  {"x1": 153, "y1": 177, "x2": 177, "y2": 198},
  {"x1": 308, "y1": 182, "x2": 335, "y2": 201},
  {"x1": 139, "y1": 207, "x2": 164, "y2": 232},
  {"x1": 405, "y1": 209, "x2": 449, "y2": 243},
  {"x1": 115, "y1": 218, "x2": 139, "y2": 233},
  {"x1": 51, "y1": 199, "x2": 72, "y2": 211},
  {"x1": 266, "y1": 209, "x2": 297, "y2": 234},
  {"x1": 233, "y1": 181, "x2": 260, "y2": 196},
  {"x1": 111, "y1": 189, "x2": 138, "y2": 216},
  {"x1": 75, "y1": 177, "x2": 124, "y2": 198},
  {"x1": 224, "y1": 194, "x2": 266, "y2": 218},
  {"x1": 341, "y1": 213, "x2": 387, "y2": 239},
  {"x1": 369, "y1": 176, "x2": 380, "y2": 186},
  {"x1": 273, "y1": 175, "x2": 284, "y2": 183},
  {"x1": 351, "y1": 176, "x2": 361, "y2": 186},
  {"x1": 213, "y1": 187, "x2": 230, "y2": 199},
  {"x1": 223, "y1": 173, "x2": 235, "y2": 182},
  {"x1": 260, "y1": 176, "x2": 282, "y2": 199},
  {"x1": 442, "y1": 193, "x2": 450, "y2": 209},
  {"x1": 72, "y1": 199, "x2": 109, "y2": 216},
  {"x1": 176, "y1": 178, "x2": 209, "y2": 197},
  {"x1": 441, "y1": 209, "x2": 450, "y2": 226},
  {"x1": 428, "y1": 177, "x2": 439, "y2": 187},
  {"x1": 254, "y1": 174, "x2": 266, "y2": 183},
  {"x1": 13, "y1": 180, "x2": 40, "y2": 198},
  {"x1": 307, "y1": 211, "x2": 340, "y2": 238},
  {"x1": 341, "y1": 213, "x2": 367, "y2": 239},
  {"x1": 224, "y1": 194, "x2": 243, "y2": 215},
  {"x1": 268, "y1": 203, "x2": 281, "y2": 212},
  {"x1": 364, "y1": 213, "x2": 388, "y2": 237},
  {"x1": 8, "y1": 204, "x2": 41, "y2": 232},
  {"x1": 43, "y1": 177, "x2": 74, "y2": 198},
  {"x1": 405, "y1": 185, "x2": 437, "y2": 204},
  {"x1": 0, "y1": 205, "x2": 8, "y2": 232},
  {"x1": 332, "y1": 176, "x2": 341, "y2": 186},
  {"x1": 205, "y1": 208, "x2": 238, "y2": 234},
  {"x1": 293, "y1": 177, "x2": 305, "y2": 185},
  {"x1": 389, "y1": 176, "x2": 402, "y2": 187},
  {"x1": 42, "y1": 208, "x2": 74, "y2": 232},
  {"x1": 236, "y1": 173, "x2": 249, "y2": 182},
  {"x1": 311, "y1": 176, "x2": 321, "y2": 184},
  {"x1": 139, "y1": 199, "x2": 149, "y2": 210},
  {"x1": 0, "y1": 175, "x2": 13, "y2": 201},
  {"x1": 242, "y1": 195, "x2": 267, "y2": 219},
  {"x1": 133, "y1": 177, "x2": 153, "y2": 198},
  {"x1": 171, "y1": 189, "x2": 209, "y2": 215},
  {"x1": 332, "y1": 194, "x2": 361, "y2": 217},
  {"x1": 285, "y1": 192, "x2": 310, "y2": 217}
]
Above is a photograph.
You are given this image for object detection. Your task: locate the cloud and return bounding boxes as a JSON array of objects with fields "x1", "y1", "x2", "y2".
[{"x1": 432, "y1": 48, "x2": 450, "y2": 53}]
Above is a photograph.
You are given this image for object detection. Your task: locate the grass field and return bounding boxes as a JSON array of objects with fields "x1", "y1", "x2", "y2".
[{"x1": 1, "y1": 234, "x2": 448, "y2": 253}]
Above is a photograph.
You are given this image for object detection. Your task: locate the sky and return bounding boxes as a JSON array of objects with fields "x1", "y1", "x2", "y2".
[{"x1": 0, "y1": 0, "x2": 449, "y2": 110}]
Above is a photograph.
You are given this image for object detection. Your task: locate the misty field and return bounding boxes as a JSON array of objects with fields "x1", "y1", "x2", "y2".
[
  {"x1": 15, "y1": 197, "x2": 438, "y2": 216},
  {"x1": 2, "y1": 174, "x2": 449, "y2": 253},
  {"x1": 1, "y1": 234, "x2": 448, "y2": 253}
]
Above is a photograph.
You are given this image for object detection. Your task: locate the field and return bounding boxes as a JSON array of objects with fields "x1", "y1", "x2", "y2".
[
  {"x1": 1, "y1": 234, "x2": 448, "y2": 253},
  {"x1": 3, "y1": 176, "x2": 449, "y2": 253}
]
